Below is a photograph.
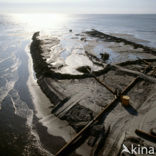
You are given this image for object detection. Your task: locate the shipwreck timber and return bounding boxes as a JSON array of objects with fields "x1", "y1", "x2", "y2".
[{"x1": 30, "y1": 30, "x2": 156, "y2": 156}]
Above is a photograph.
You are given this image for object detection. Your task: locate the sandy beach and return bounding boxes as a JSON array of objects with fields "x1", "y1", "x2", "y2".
[{"x1": 29, "y1": 29, "x2": 156, "y2": 156}]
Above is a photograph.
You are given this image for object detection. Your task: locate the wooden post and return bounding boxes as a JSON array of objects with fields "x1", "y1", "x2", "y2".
[{"x1": 55, "y1": 63, "x2": 152, "y2": 156}]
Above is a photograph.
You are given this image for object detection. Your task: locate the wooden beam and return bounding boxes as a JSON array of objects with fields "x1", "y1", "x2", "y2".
[
  {"x1": 93, "y1": 76, "x2": 115, "y2": 95},
  {"x1": 135, "y1": 129, "x2": 156, "y2": 143},
  {"x1": 113, "y1": 64, "x2": 156, "y2": 83},
  {"x1": 55, "y1": 63, "x2": 152, "y2": 156}
]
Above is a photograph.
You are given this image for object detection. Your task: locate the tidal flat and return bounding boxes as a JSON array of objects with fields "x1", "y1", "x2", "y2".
[{"x1": 30, "y1": 29, "x2": 156, "y2": 156}]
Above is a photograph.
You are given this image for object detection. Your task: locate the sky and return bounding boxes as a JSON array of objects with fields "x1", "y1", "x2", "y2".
[{"x1": 0, "y1": 0, "x2": 156, "y2": 14}]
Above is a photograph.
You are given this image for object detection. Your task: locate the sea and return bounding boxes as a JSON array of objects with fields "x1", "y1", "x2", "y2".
[{"x1": 0, "y1": 14, "x2": 156, "y2": 156}]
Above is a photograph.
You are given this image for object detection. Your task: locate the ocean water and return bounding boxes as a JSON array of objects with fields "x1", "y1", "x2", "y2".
[{"x1": 0, "y1": 13, "x2": 156, "y2": 155}]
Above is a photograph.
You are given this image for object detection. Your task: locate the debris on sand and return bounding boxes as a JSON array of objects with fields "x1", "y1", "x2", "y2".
[
  {"x1": 30, "y1": 30, "x2": 156, "y2": 156},
  {"x1": 100, "y1": 53, "x2": 109, "y2": 61}
]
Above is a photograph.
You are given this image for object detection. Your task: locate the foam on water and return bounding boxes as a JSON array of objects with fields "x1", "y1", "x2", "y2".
[{"x1": 0, "y1": 13, "x2": 156, "y2": 155}]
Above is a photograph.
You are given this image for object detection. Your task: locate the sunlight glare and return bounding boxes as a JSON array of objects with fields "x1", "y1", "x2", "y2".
[{"x1": 12, "y1": 13, "x2": 70, "y2": 32}]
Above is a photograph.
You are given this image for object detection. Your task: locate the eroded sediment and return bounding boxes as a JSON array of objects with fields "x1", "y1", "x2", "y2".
[{"x1": 30, "y1": 30, "x2": 156, "y2": 156}]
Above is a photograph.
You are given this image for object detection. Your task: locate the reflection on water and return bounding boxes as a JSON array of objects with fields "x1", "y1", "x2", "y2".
[
  {"x1": 93, "y1": 44, "x2": 119, "y2": 63},
  {"x1": 0, "y1": 13, "x2": 156, "y2": 155},
  {"x1": 12, "y1": 13, "x2": 70, "y2": 32},
  {"x1": 0, "y1": 14, "x2": 55, "y2": 155}
]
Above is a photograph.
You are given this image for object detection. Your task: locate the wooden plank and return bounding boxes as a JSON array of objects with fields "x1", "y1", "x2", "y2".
[
  {"x1": 55, "y1": 63, "x2": 152, "y2": 156},
  {"x1": 135, "y1": 129, "x2": 156, "y2": 143},
  {"x1": 137, "y1": 57, "x2": 151, "y2": 66},
  {"x1": 56, "y1": 97, "x2": 118, "y2": 156},
  {"x1": 93, "y1": 76, "x2": 115, "y2": 95}
]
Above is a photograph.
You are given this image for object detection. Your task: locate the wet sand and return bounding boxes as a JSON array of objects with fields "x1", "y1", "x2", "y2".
[
  {"x1": 29, "y1": 30, "x2": 156, "y2": 156},
  {"x1": 27, "y1": 44, "x2": 82, "y2": 156}
]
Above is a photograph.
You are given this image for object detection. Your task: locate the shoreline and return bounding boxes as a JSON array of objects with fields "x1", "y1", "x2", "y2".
[
  {"x1": 27, "y1": 42, "x2": 82, "y2": 155},
  {"x1": 29, "y1": 29, "x2": 156, "y2": 155}
]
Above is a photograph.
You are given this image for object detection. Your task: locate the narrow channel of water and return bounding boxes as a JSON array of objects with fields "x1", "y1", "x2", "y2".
[{"x1": 0, "y1": 13, "x2": 156, "y2": 155}]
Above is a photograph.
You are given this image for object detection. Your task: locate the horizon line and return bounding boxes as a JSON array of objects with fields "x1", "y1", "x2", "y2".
[{"x1": 1, "y1": 12, "x2": 156, "y2": 15}]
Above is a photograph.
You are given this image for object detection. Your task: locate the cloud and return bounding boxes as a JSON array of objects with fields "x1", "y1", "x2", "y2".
[{"x1": 0, "y1": 0, "x2": 156, "y2": 14}]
